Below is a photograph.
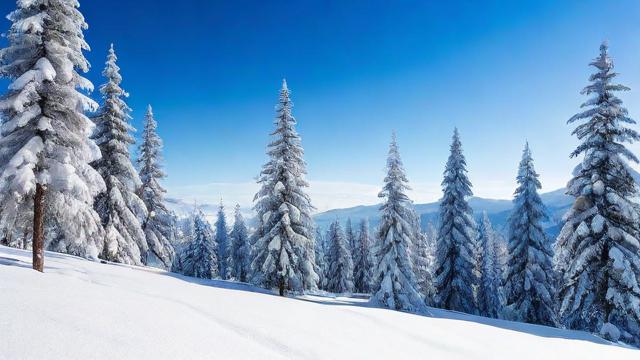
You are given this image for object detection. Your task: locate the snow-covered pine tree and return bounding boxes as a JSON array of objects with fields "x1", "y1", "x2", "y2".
[
  {"x1": 555, "y1": 42, "x2": 640, "y2": 345},
  {"x1": 345, "y1": 218, "x2": 357, "y2": 258},
  {"x1": 181, "y1": 208, "x2": 218, "y2": 279},
  {"x1": 476, "y1": 212, "x2": 503, "y2": 319},
  {"x1": 0, "y1": 0, "x2": 105, "y2": 271},
  {"x1": 353, "y1": 219, "x2": 373, "y2": 293},
  {"x1": 91, "y1": 44, "x2": 147, "y2": 266},
  {"x1": 432, "y1": 129, "x2": 478, "y2": 314},
  {"x1": 326, "y1": 219, "x2": 354, "y2": 293},
  {"x1": 137, "y1": 105, "x2": 175, "y2": 269},
  {"x1": 314, "y1": 227, "x2": 328, "y2": 290},
  {"x1": 229, "y1": 204, "x2": 250, "y2": 282},
  {"x1": 410, "y1": 208, "x2": 433, "y2": 302},
  {"x1": 214, "y1": 201, "x2": 230, "y2": 279},
  {"x1": 251, "y1": 80, "x2": 318, "y2": 295},
  {"x1": 504, "y1": 143, "x2": 556, "y2": 325},
  {"x1": 371, "y1": 133, "x2": 426, "y2": 312}
]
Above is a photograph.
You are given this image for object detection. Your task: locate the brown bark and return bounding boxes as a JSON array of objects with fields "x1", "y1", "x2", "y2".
[
  {"x1": 278, "y1": 277, "x2": 285, "y2": 296},
  {"x1": 32, "y1": 183, "x2": 45, "y2": 272}
]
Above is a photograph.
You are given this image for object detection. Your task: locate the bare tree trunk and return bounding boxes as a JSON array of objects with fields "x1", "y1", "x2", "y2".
[
  {"x1": 32, "y1": 183, "x2": 45, "y2": 272},
  {"x1": 279, "y1": 277, "x2": 285, "y2": 296}
]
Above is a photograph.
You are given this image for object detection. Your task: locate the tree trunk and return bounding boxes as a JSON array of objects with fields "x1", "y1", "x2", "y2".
[
  {"x1": 279, "y1": 277, "x2": 285, "y2": 296},
  {"x1": 32, "y1": 183, "x2": 45, "y2": 272}
]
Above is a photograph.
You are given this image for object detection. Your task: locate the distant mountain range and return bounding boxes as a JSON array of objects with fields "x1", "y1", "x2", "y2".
[
  {"x1": 313, "y1": 188, "x2": 572, "y2": 238},
  {"x1": 166, "y1": 169, "x2": 640, "y2": 239}
]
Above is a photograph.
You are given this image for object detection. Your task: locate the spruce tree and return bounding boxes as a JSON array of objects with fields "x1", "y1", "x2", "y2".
[
  {"x1": 251, "y1": 80, "x2": 318, "y2": 295},
  {"x1": 0, "y1": 0, "x2": 105, "y2": 270},
  {"x1": 315, "y1": 227, "x2": 328, "y2": 290},
  {"x1": 370, "y1": 133, "x2": 425, "y2": 312},
  {"x1": 353, "y1": 219, "x2": 373, "y2": 293},
  {"x1": 326, "y1": 219, "x2": 354, "y2": 293},
  {"x1": 91, "y1": 45, "x2": 148, "y2": 266},
  {"x1": 504, "y1": 144, "x2": 556, "y2": 325},
  {"x1": 215, "y1": 201, "x2": 230, "y2": 279},
  {"x1": 181, "y1": 208, "x2": 218, "y2": 279},
  {"x1": 137, "y1": 105, "x2": 175, "y2": 269},
  {"x1": 345, "y1": 218, "x2": 357, "y2": 258},
  {"x1": 555, "y1": 42, "x2": 640, "y2": 345},
  {"x1": 410, "y1": 208, "x2": 433, "y2": 302},
  {"x1": 477, "y1": 212, "x2": 503, "y2": 319},
  {"x1": 229, "y1": 204, "x2": 250, "y2": 282},
  {"x1": 432, "y1": 129, "x2": 478, "y2": 314}
]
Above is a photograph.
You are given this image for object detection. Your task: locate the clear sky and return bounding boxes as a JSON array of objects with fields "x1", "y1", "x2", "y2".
[{"x1": 2, "y1": 0, "x2": 640, "y2": 212}]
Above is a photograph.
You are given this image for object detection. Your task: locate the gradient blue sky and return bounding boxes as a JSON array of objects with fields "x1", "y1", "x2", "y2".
[{"x1": 2, "y1": 0, "x2": 640, "y2": 211}]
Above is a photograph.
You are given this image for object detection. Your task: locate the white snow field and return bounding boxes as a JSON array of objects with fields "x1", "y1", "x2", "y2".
[{"x1": 0, "y1": 246, "x2": 637, "y2": 360}]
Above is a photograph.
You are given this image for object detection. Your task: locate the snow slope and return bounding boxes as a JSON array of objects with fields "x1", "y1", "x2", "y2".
[{"x1": 0, "y1": 246, "x2": 636, "y2": 360}]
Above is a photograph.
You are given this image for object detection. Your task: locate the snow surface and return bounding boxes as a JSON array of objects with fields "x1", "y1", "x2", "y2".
[{"x1": 0, "y1": 245, "x2": 637, "y2": 360}]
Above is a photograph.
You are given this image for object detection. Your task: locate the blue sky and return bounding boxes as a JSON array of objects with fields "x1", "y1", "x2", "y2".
[{"x1": 2, "y1": 0, "x2": 640, "y2": 211}]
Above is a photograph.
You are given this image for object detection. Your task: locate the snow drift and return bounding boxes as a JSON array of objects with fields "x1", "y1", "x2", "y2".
[{"x1": 0, "y1": 245, "x2": 636, "y2": 360}]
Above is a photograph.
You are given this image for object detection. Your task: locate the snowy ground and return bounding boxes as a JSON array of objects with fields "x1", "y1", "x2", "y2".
[{"x1": 0, "y1": 246, "x2": 637, "y2": 360}]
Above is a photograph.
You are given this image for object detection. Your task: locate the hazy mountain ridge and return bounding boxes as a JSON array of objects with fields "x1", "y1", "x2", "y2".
[{"x1": 313, "y1": 188, "x2": 573, "y2": 237}]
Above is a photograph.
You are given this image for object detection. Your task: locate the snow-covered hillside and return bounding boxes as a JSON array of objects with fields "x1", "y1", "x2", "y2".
[{"x1": 0, "y1": 246, "x2": 636, "y2": 360}]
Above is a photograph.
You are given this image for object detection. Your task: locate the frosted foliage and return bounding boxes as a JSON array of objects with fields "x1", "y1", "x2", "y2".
[
  {"x1": 477, "y1": 212, "x2": 504, "y2": 319},
  {"x1": 432, "y1": 129, "x2": 478, "y2": 314},
  {"x1": 0, "y1": 0, "x2": 105, "y2": 258},
  {"x1": 91, "y1": 45, "x2": 148, "y2": 266},
  {"x1": 555, "y1": 42, "x2": 640, "y2": 346},
  {"x1": 136, "y1": 106, "x2": 175, "y2": 269},
  {"x1": 410, "y1": 208, "x2": 434, "y2": 302},
  {"x1": 371, "y1": 133, "x2": 426, "y2": 312},
  {"x1": 181, "y1": 210, "x2": 218, "y2": 279},
  {"x1": 314, "y1": 227, "x2": 328, "y2": 290},
  {"x1": 353, "y1": 219, "x2": 373, "y2": 293},
  {"x1": 326, "y1": 220, "x2": 354, "y2": 293},
  {"x1": 215, "y1": 202, "x2": 230, "y2": 279},
  {"x1": 345, "y1": 218, "x2": 357, "y2": 256},
  {"x1": 504, "y1": 145, "x2": 556, "y2": 326},
  {"x1": 251, "y1": 80, "x2": 318, "y2": 293},
  {"x1": 229, "y1": 205, "x2": 250, "y2": 282}
]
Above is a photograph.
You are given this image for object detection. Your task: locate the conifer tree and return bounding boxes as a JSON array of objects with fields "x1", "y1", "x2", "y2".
[
  {"x1": 181, "y1": 208, "x2": 218, "y2": 279},
  {"x1": 370, "y1": 133, "x2": 425, "y2": 312},
  {"x1": 215, "y1": 201, "x2": 230, "y2": 279},
  {"x1": 432, "y1": 129, "x2": 478, "y2": 314},
  {"x1": 229, "y1": 204, "x2": 250, "y2": 282},
  {"x1": 504, "y1": 144, "x2": 556, "y2": 325},
  {"x1": 555, "y1": 42, "x2": 640, "y2": 345},
  {"x1": 477, "y1": 212, "x2": 503, "y2": 319},
  {"x1": 0, "y1": 0, "x2": 105, "y2": 270},
  {"x1": 353, "y1": 219, "x2": 373, "y2": 293},
  {"x1": 326, "y1": 219, "x2": 354, "y2": 293},
  {"x1": 137, "y1": 106, "x2": 175, "y2": 268},
  {"x1": 251, "y1": 80, "x2": 318, "y2": 295},
  {"x1": 91, "y1": 45, "x2": 147, "y2": 265},
  {"x1": 410, "y1": 208, "x2": 433, "y2": 302},
  {"x1": 345, "y1": 218, "x2": 357, "y2": 257},
  {"x1": 315, "y1": 227, "x2": 328, "y2": 290}
]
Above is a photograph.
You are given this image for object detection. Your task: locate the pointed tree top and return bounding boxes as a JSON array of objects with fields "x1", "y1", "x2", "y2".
[
  {"x1": 389, "y1": 131, "x2": 399, "y2": 155},
  {"x1": 147, "y1": 104, "x2": 153, "y2": 116},
  {"x1": 282, "y1": 78, "x2": 288, "y2": 90}
]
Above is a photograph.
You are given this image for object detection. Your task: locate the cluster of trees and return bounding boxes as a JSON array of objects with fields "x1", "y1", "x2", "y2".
[
  {"x1": 171, "y1": 202, "x2": 251, "y2": 283},
  {"x1": 0, "y1": 1, "x2": 174, "y2": 271},
  {"x1": 0, "y1": 1, "x2": 638, "y2": 349}
]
